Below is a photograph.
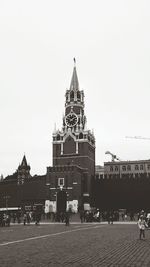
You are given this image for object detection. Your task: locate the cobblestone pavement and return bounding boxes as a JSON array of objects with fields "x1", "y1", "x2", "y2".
[{"x1": 0, "y1": 223, "x2": 150, "y2": 267}]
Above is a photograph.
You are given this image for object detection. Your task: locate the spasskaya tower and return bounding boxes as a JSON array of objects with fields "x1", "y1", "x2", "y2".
[{"x1": 46, "y1": 59, "x2": 95, "y2": 213}]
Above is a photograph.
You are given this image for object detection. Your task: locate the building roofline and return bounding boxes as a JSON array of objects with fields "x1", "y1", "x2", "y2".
[{"x1": 104, "y1": 159, "x2": 150, "y2": 165}]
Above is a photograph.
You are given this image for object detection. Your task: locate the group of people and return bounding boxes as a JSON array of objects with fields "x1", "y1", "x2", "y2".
[
  {"x1": 78, "y1": 209, "x2": 150, "y2": 240},
  {"x1": 0, "y1": 212, "x2": 11, "y2": 227},
  {"x1": 137, "y1": 210, "x2": 150, "y2": 240},
  {"x1": 79, "y1": 210, "x2": 131, "y2": 223},
  {"x1": 0, "y1": 210, "x2": 42, "y2": 227},
  {"x1": 23, "y1": 211, "x2": 41, "y2": 225},
  {"x1": 52, "y1": 211, "x2": 71, "y2": 226},
  {"x1": 0, "y1": 208, "x2": 150, "y2": 238},
  {"x1": 23, "y1": 211, "x2": 33, "y2": 225}
]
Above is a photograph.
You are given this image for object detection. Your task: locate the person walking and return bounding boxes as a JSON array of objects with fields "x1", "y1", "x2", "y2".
[
  {"x1": 65, "y1": 212, "x2": 70, "y2": 226},
  {"x1": 23, "y1": 213, "x2": 27, "y2": 226},
  {"x1": 138, "y1": 215, "x2": 148, "y2": 239},
  {"x1": 35, "y1": 211, "x2": 41, "y2": 225},
  {"x1": 79, "y1": 210, "x2": 84, "y2": 223}
]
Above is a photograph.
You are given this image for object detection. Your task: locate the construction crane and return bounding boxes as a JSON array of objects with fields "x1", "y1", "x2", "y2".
[
  {"x1": 105, "y1": 151, "x2": 120, "y2": 162},
  {"x1": 125, "y1": 136, "x2": 150, "y2": 140}
]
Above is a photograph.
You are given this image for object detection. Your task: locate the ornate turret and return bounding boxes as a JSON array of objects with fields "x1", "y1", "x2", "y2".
[
  {"x1": 65, "y1": 72, "x2": 84, "y2": 111},
  {"x1": 17, "y1": 155, "x2": 31, "y2": 185}
]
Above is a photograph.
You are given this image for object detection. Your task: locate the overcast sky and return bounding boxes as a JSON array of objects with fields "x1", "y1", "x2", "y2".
[{"x1": 0, "y1": 0, "x2": 150, "y2": 177}]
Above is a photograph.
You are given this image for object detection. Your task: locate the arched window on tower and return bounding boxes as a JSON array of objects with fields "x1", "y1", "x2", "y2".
[
  {"x1": 77, "y1": 91, "x2": 80, "y2": 101},
  {"x1": 79, "y1": 133, "x2": 83, "y2": 139},
  {"x1": 70, "y1": 91, "x2": 74, "y2": 102},
  {"x1": 57, "y1": 134, "x2": 60, "y2": 141}
]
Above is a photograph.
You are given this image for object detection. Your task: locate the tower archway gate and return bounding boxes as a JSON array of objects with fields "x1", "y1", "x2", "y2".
[{"x1": 56, "y1": 190, "x2": 67, "y2": 213}]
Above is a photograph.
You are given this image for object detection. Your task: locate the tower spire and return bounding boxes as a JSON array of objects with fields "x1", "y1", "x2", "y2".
[
  {"x1": 21, "y1": 154, "x2": 28, "y2": 167},
  {"x1": 69, "y1": 58, "x2": 79, "y2": 91}
]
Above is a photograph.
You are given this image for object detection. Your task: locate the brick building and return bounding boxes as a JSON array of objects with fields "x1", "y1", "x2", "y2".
[
  {"x1": 104, "y1": 159, "x2": 150, "y2": 179},
  {"x1": 0, "y1": 155, "x2": 46, "y2": 211},
  {"x1": 95, "y1": 159, "x2": 150, "y2": 211},
  {"x1": 46, "y1": 60, "x2": 95, "y2": 213}
]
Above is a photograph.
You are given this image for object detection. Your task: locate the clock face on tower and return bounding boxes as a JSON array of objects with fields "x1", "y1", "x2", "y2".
[{"x1": 65, "y1": 113, "x2": 78, "y2": 127}]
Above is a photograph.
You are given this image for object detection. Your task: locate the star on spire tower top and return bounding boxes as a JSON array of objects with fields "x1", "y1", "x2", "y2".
[{"x1": 69, "y1": 58, "x2": 79, "y2": 91}]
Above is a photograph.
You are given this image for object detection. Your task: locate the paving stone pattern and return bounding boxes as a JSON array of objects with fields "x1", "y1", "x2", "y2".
[{"x1": 0, "y1": 223, "x2": 150, "y2": 267}]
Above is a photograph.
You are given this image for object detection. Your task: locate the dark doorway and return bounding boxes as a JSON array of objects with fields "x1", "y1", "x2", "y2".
[{"x1": 57, "y1": 190, "x2": 67, "y2": 213}]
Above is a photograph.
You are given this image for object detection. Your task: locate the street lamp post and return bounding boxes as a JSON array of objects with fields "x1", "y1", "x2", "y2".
[{"x1": 3, "y1": 195, "x2": 10, "y2": 211}]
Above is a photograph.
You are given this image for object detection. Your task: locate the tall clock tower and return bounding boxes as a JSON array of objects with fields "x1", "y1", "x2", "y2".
[{"x1": 46, "y1": 60, "x2": 95, "y2": 213}]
